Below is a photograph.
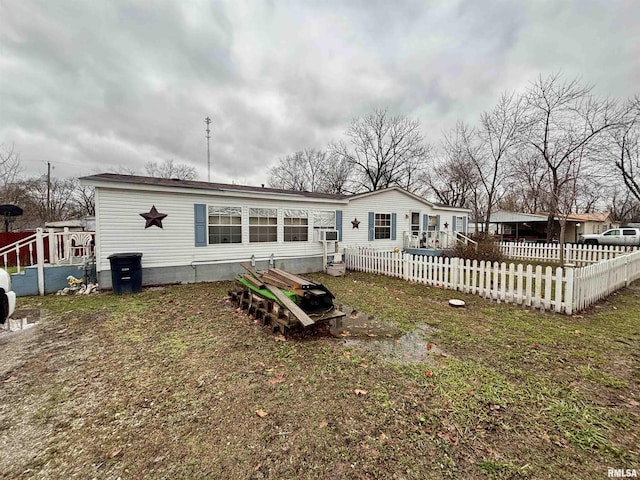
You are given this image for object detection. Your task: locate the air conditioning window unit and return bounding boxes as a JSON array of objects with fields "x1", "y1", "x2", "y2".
[{"x1": 315, "y1": 229, "x2": 339, "y2": 242}]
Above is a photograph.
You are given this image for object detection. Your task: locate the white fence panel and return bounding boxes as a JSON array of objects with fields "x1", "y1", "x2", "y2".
[
  {"x1": 572, "y1": 249, "x2": 640, "y2": 311},
  {"x1": 344, "y1": 247, "x2": 640, "y2": 315},
  {"x1": 499, "y1": 242, "x2": 638, "y2": 266},
  {"x1": 345, "y1": 248, "x2": 573, "y2": 314}
]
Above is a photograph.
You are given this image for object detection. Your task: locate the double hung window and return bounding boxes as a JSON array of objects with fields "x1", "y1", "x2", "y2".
[
  {"x1": 284, "y1": 209, "x2": 308, "y2": 242},
  {"x1": 208, "y1": 206, "x2": 242, "y2": 244},
  {"x1": 249, "y1": 208, "x2": 277, "y2": 242},
  {"x1": 374, "y1": 213, "x2": 391, "y2": 240}
]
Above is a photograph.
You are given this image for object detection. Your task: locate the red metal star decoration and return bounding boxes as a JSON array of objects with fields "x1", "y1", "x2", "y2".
[
  {"x1": 351, "y1": 218, "x2": 360, "y2": 229},
  {"x1": 140, "y1": 205, "x2": 167, "y2": 229}
]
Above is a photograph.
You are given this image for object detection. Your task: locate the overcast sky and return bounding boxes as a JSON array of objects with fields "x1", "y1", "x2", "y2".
[{"x1": 1, "y1": 0, "x2": 639, "y2": 186}]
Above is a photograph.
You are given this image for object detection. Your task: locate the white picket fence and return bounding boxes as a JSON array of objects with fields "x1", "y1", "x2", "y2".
[
  {"x1": 499, "y1": 242, "x2": 637, "y2": 266},
  {"x1": 344, "y1": 247, "x2": 640, "y2": 315},
  {"x1": 572, "y1": 250, "x2": 640, "y2": 311}
]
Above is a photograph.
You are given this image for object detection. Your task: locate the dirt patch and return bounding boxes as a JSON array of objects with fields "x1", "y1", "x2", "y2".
[{"x1": 330, "y1": 305, "x2": 447, "y2": 363}]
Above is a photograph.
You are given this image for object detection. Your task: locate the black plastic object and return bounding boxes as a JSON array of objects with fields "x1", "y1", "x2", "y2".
[
  {"x1": 0, "y1": 288, "x2": 8, "y2": 324},
  {"x1": 108, "y1": 253, "x2": 143, "y2": 294}
]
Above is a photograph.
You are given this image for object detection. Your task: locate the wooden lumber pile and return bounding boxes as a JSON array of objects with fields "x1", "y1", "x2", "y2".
[{"x1": 238, "y1": 264, "x2": 337, "y2": 328}]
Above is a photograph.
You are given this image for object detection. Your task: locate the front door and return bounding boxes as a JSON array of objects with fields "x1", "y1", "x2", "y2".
[{"x1": 411, "y1": 212, "x2": 420, "y2": 237}]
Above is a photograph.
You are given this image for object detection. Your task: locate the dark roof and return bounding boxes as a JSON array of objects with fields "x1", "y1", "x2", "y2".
[{"x1": 80, "y1": 173, "x2": 347, "y2": 200}]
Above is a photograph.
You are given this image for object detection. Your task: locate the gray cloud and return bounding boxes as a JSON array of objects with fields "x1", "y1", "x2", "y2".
[{"x1": 1, "y1": 0, "x2": 639, "y2": 185}]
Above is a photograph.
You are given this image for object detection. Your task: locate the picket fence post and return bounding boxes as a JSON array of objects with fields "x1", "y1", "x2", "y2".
[
  {"x1": 35, "y1": 228, "x2": 45, "y2": 296},
  {"x1": 564, "y1": 266, "x2": 574, "y2": 315}
]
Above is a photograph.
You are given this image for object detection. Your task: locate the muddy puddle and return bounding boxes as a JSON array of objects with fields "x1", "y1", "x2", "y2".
[
  {"x1": 1, "y1": 309, "x2": 43, "y2": 336},
  {"x1": 330, "y1": 305, "x2": 447, "y2": 363}
]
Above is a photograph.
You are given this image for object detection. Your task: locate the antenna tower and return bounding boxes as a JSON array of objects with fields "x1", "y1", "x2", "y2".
[{"x1": 205, "y1": 117, "x2": 212, "y2": 182}]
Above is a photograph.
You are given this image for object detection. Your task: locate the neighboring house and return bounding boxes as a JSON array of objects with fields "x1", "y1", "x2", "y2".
[
  {"x1": 80, "y1": 174, "x2": 470, "y2": 288},
  {"x1": 487, "y1": 210, "x2": 617, "y2": 243},
  {"x1": 567, "y1": 212, "x2": 617, "y2": 236},
  {"x1": 45, "y1": 217, "x2": 96, "y2": 232}
]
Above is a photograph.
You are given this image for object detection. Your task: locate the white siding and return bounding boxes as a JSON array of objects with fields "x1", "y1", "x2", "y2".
[
  {"x1": 96, "y1": 187, "x2": 345, "y2": 271},
  {"x1": 94, "y1": 184, "x2": 470, "y2": 272},
  {"x1": 342, "y1": 189, "x2": 469, "y2": 249}
]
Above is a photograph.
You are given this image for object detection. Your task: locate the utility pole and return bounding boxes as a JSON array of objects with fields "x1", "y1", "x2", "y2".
[
  {"x1": 205, "y1": 117, "x2": 211, "y2": 182},
  {"x1": 46, "y1": 161, "x2": 51, "y2": 222}
]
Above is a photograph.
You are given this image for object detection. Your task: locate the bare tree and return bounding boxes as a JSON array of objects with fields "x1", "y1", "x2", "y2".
[
  {"x1": 609, "y1": 96, "x2": 640, "y2": 203},
  {"x1": 16, "y1": 177, "x2": 77, "y2": 224},
  {"x1": 268, "y1": 149, "x2": 327, "y2": 191},
  {"x1": 329, "y1": 109, "x2": 429, "y2": 193},
  {"x1": 522, "y1": 74, "x2": 620, "y2": 241},
  {"x1": 423, "y1": 138, "x2": 478, "y2": 210},
  {"x1": 0, "y1": 143, "x2": 23, "y2": 204},
  {"x1": 502, "y1": 151, "x2": 551, "y2": 213},
  {"x1": 145, "y1": 159, "x2": 197, "y2": 180},
  {"x1": 475, "y1": 93, "x2": 525, "y2": 232},
  {"x1": 69, "y1": 178, "x2": 95, "y2": 217},
  {"x1": 321, "y1": 153, "x2": 353, "y2": 195},
  {"x1": 608, "y1": 187, "x2": 640, "y2": 223},
  {"x1": 269, "y1": 149, "x2": 353, "y2": 194}
]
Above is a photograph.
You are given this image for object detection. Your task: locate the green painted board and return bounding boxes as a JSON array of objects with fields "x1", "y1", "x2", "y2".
[{"x1": 237, "y1": 277, "x2": 298, "y2": 306}]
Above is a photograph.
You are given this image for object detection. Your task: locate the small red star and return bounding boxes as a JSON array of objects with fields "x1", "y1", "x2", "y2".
[{"x1": 140, "y1": 205, "x2": 167, "y2": 229}]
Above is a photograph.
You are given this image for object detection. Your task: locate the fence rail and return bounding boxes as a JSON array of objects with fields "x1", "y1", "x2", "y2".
[
  {"x1": 345, "y1": 247, "x2": 640, "y2": 315},
  {"x1": 499, "y1": 241, "x2": 637, "y2": 266},
  {"x1": 1, "y1": 228, "x2": 95, "y2": 295}
]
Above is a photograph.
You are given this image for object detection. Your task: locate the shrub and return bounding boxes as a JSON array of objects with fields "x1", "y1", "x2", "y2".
[{"x1": 443, "y1": 236, "x2": 504, "y2": 263}]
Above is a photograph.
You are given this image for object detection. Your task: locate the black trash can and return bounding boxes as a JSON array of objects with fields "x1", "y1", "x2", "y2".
[{"x1": 108, "y1": 253, "x2": 143, "y2": 294}]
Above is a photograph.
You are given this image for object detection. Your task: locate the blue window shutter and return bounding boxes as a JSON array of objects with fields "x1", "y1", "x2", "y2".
[
  {"x1": 463, "y1": 216, "x2": 467, "y2": 233},
  {"x1": 391, "y1": 213, "x2": 397, "y2": 240},
  {"x1": 336, "y1": 210, "x2": 343, "y2": 241},
  {"x1": 368, "y1": 212, "x2": 374, "y2": 241},
  {"x1": 436, "y1": 215, "x2": 441, "y2": 231},
  {"x1": 194, "y1": 204, "x2": 207, "y2": 247},
  {"x1": 452, "y1": 215, "x2": 457, "y2": 232},
  {"x1": 423, "y1": 214, "x2": 428, "y2": 231}
]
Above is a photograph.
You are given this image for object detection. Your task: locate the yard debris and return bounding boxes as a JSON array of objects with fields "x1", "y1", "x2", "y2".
[
  {"x1": 255, "y1": 409, "x2": 268, "y2": 418},
  {"x1": 354, "y1": 389, "x2": 368, "y2": 396},
  {"x1": 229, "y1": 264, "x2": 345, "y2": 335},
  {"x1": 57, "y1": 278, "x2": 99, "y2": 296},
  {"x1": 448, "y1": 299, "x2": 466, "y2": 308}
]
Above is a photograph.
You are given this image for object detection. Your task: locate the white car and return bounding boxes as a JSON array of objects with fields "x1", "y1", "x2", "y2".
[{"x1": 0, "y1": 268, "x2": 16, "y2": 325}]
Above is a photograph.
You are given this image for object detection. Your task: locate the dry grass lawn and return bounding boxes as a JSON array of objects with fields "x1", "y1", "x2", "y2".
[{"x1": 1, "y1": 271, "x2": 638, "y2": 479}]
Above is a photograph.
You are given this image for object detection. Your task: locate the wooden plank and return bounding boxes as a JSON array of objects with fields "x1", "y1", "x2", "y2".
[
  {"x1": 268, "y1": 268, "x2": 315, "y2": 287},
  {"x1": 262, "y1": 273, "x2": 297, "y2": 291},
  {"x1": 241, "y1": 273, "x2": 265, "y2": 289},
  {"x1": 240, "y1": 262, "x2": 263, "y2": 281},
  {"x1": 264, "y1": 284, "x2": 315, "y2": 327},
  {"x1": 306, "y1": 288, "x2": 328, "y2": 297}
]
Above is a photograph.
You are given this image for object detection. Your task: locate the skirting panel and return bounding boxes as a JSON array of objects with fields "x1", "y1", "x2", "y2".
[{"x1": 97, "y1": 256, "x2": 324, "y2": 289}]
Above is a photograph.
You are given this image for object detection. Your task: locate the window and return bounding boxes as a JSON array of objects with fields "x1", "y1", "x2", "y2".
[
  {"x1": 313, "y1": 210, "x2": 335, "y2": 229},
  {"x1": 455, "y1": 216, "x2": 464, "y2": 232},
  {"x1": 428, "y1": 216, "x2": 437, "y2": 232},
  {"x1": 208, "y1": 206, "x2": 242, "y2": 244},
  {"x1": 284, "y1": 209, "x2": 308, "y2": 242},
  {"x1": 374, "y1": 213, "x2": 391, "y2": 239},
  {"x1": 622, "y1": 229, "x2": 637, "y2": 236},
  {"x1": 603, "y1": 229, "x2": 620, "y2": 236},
  {"x1": 249, "y1": 208, "x2": 277, "y2": 242}
]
